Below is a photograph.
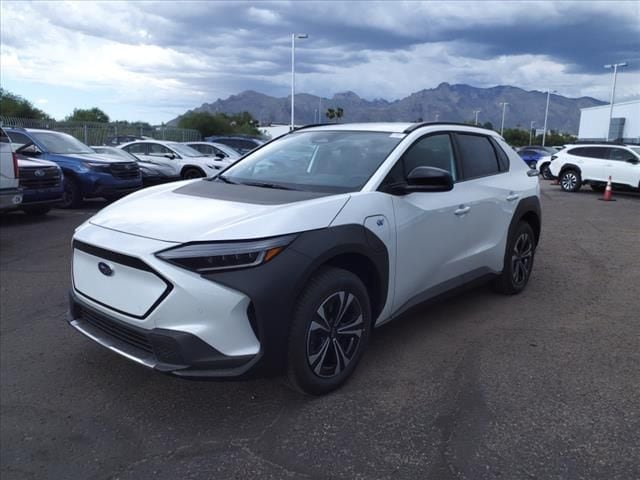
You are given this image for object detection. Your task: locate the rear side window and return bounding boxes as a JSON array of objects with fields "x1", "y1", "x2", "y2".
[
  {"x1": 490, "y1": 138, "x2": 510, "y2": 171},
  {"x1": 569, "y1": 147, "x2": 609, "y2": 159},
  {"x1": 124, "y1": 143, "x2": 147, "y2": 154},
  {"x1": 455, "y1": 134, "x2": 501, "y2": 179}
]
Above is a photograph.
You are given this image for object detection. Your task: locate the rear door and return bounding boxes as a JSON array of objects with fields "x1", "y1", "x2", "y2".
[{"x1": 451, "y1": 133, "x2": 516, "y2": 274}]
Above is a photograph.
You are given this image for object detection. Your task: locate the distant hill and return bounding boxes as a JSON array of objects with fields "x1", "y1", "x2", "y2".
[{"x1": 170, "y1": 83, "x2": 606, "y2": 134}]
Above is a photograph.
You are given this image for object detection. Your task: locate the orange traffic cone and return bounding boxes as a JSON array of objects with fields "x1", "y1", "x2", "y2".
[{"x1": 598, "y1": 176, "x2": 616, "y2": 202}]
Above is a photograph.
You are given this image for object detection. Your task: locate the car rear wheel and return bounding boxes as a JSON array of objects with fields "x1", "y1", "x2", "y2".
[
  {"x1": 182, "y1": 168, "x2": 205, "y2": 179},
  {"x1": 560, "y1": 169, "x2": 581, "y2": 192},
  {"x1": 287, "y1": 267, "x2": 371, "y2": 395},
  {"x1": 21, "y1": 206, "x2": 52, "y2": 216},
  {"x1": 494, "y1": 222, "x2": 536, "y2": 295},
  {"x1": 61, "y1": 177, "x2": 82, "y2": 208}
]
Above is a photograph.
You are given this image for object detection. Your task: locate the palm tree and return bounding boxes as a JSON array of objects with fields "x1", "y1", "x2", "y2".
[
  {"x1": 335, "y1": 107, "x2": 344, "y2": 123},
  {"x1": 325, "y1": 108, "x2": 336, "y2": 121}
]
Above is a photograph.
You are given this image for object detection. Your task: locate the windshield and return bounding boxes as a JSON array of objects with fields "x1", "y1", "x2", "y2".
[
  {"x1": 31, "y1": 131, "x2": 94, "y2": 154},
  {"x1": 220, "y1": 131, "x2": 402, "y2": 193},
  {"x1": 92, "y1": 146, "x2": 138, "y2": 161},
  {"x1": 168, "y1": 143, "x2": 204, "y2": 157},
  {"x1": 211, "y1": 142, "x2": 240, "y2": 158}
]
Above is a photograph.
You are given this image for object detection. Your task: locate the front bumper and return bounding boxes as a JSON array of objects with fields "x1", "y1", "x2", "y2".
[
  {"x1": 69, "y1": 292, "x2": 258, "y2": 378},
  {"x1": 0, "y1": 188, "x2": 23, "y2": 211}
]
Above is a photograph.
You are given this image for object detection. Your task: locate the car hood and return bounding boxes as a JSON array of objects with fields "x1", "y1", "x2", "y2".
[
  {"x1": 88, "y1": 180, "x2": 351, "y2": 243},
  {"x1": 47, "y1": 153, "x2": 131, "y2": 164},
  {"x1": 17, "y1": 155, "x2": 60, "y2": 168}
]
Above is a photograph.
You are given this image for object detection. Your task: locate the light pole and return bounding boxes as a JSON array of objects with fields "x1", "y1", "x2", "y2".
[
  {"x1": 434, "y1": 112, "x2": 440, "y2": 121},
  {"x1": 473, "y1": 110, "x2": 481, "y2": 125},
  {"x1": 542, "y1": 89, "x2": 557, "y2": 146},
  {"x1": 499, "y1": 102, "x2": 509, "y2": 136},
  {"x1": 604, "y1": 62, "x2": 628, "y2": 140},
  {"x1": 290, "y1": 33, "x2": 308, "y2": 130},
  {"x1": 529, "y1": 121, "x2": 535, "y2": 145}
]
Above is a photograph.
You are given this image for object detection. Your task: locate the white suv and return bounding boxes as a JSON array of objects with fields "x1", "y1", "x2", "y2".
[
  {"x1": 69, "y1": 123, "x2": 541, "y2": 395},
  {"x1": 549, "y1": 144, "x2": 640, "y2": 192},
  {"x1": 119, "y1": 140, "x2": 221, "y2": 179},
  {"x1": 0, "y1": 127, "x2": 23, "y2": 212}
]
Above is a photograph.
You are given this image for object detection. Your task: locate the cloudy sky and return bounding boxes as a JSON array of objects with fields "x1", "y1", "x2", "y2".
[{"x1": 1, "y1": 0, "x2": 639, "y2": 123}]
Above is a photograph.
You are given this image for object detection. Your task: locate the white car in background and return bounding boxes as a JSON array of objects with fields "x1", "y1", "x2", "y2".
[
  {"x1": 184, "y1": 142, "x2": 242, "y2": 170},
  {"x1": 548, "y1": 144, "x2": 640, "y2": 192},
  {"x1": 92, "y1": 146, "x2": 174, "y2": 185},
  {"x1": 0, "y1": 127, "x2": 22, "y2": 212},
  {"x1": 119, "y1": 140, "x2": 221, "y2": 179}
]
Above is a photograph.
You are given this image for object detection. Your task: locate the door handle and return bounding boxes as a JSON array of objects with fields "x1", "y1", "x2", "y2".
[
  {"x1": 506, "y1": 193, "x2": 520, "y2": 202},
  {"x1": 454, "y1": 206, "x2": 471, "y2": 216}
]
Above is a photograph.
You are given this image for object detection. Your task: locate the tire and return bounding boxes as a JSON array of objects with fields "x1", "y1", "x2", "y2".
[
  {"x1": 182, "y1": 168, "x2": 205, "y2": 179},
  {"x1": 559, "y1": 169, "x2": 582, "y2": 192},
  {"x1": 21, "y1": 206, "x2": 51, "y2": 216},
  {"x1": 590, "y1": 184, "x2": 605, "y2": 193},
  {"x1": 287, "y1": 267, "x2": 371, "y2": 395},
  {"x1": 61, "y1": 177, "x2": 82, "y2": 208},
  {"x1": 494, "y1": 221, "x2": 536, "y2": 295},
  {"x1": 540, "y1": 163, "x2": 552, "y2": 180}
]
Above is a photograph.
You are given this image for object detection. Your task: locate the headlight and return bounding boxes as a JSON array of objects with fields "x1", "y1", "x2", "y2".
[
  {"x1": 156, "y1": 234, "x2": 298, "y2": 273},
  {"x1": 83, "y1": 161, "x2": 110, "y2": 172}
]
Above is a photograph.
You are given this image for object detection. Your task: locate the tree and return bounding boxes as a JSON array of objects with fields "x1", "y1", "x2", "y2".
[
  {"x1": 0, "y1": 88, "x2": 52, "y2": 120},
  {"x1": 481, "y1": 121, "x2": 494, "y2": 131},
  {"x1": 335, "y1": 107, "x2": 344, "y2": 122},
  {"x1": 177, "y1": 111, "x2": 260, "y2": 137},
  {"x1": 325, "y1": 108, "x2": 336, "y2": 121},
  {"x1": 65, "y1": 107, "x2": 110, "y2": 123}
]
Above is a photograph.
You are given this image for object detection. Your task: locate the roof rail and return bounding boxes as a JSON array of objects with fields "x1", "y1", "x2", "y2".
[
  {"x1": 292, "y1": 123, "x2": 335, "y2": 131},
  {"x1": 573, "y1": 140, "x2": 628, "y2": 145},
  {"x1": 403, "y1": 122, "x2": 494, "y2": 134}
]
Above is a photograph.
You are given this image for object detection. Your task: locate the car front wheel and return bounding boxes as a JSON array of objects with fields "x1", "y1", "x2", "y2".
[
  {"x1": 287, "y1": 267, "x2": 371, "y2": 395},
  {"x1": 540, "y1": 163, "x2": 552, "y2": 180},
  {"x1": 560, "y1": 169, "x2": 582, "y2": 192},
  {"x1": 182, "y1": 168, "x2": 205, "y2": 179},
  {"x1": 61, "y1": 177, "x2": 82, "y2": 208}
]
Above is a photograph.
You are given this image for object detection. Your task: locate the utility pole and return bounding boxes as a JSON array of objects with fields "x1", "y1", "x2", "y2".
[
  {"x1": 473, "y1": 110, "x2": 481, "y2": 125},
  {"x1": 529, "y1": 121, "x2": 535, "y2": 145},
  {"x1": 290, "y1": 33, "x2": 309, "y2": 130},
  {"x1": 604, "y1": 62, "x2": 628, "y2": 140},
  {"x1": 499, "y1": 102, "x2": 509, "y2": 136}
]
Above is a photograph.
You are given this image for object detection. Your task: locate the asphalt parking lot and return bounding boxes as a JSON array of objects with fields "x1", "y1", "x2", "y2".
[{"x1": 1, "y1": 181, "x2": 639, "y2": 480}]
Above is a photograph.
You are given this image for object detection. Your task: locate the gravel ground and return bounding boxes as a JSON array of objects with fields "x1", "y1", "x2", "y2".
[{"x1": 1, "y1": 181, "x2": 639, "y2": 480}]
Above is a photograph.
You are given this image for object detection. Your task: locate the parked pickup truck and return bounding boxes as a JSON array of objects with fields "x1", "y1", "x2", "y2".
[
  {"x1": 0, "y1": 127, "x2": 23, "y2": 212},
  {"x1": 5, "y1": 128, "x2": 142, "y2": 208}
]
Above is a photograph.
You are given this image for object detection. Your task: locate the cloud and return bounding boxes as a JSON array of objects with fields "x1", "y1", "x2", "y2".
[{"x1": 1, "y1": 0, "x2": 638, "y2": 123}]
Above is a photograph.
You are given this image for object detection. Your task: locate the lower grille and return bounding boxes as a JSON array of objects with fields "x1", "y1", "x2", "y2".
[
  {"x1": 79, "y1": 307, "x2": 154, "y2": 353},
  {"x1": 109, "y1": 162, "x2": 141, "y2": 179}
]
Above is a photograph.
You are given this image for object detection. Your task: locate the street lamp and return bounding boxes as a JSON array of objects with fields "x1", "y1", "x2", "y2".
[
  {"x1": 499, "y1": 102, "x2": 509, "y2": 136},
  {"x1": 290, "y1": 33, "x2": 308, "y2": 130},
  {"x1": 604, "y1": 62, "x2": 628, "y2": 140},
  {"x1": 529, "y1": 121, "x2": 535, "y2": 145},
  {"x1": 542, "y1": 89, "x2": 557, "y2": 146},
  {"x1": 473, "y1": 109, "x2": 481, "y2": 125}
]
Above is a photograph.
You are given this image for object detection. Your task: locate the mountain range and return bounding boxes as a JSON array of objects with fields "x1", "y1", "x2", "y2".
[{"x1": 171, "y1": 83, "x2": 606, "y2": 134}]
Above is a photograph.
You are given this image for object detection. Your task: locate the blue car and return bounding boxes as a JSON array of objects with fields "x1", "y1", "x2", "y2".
[
  {"x1": 6, "y1": 128, "x2": 142, "y2": 208},
  {"x1": 517, "y1": 146, "x2": 557, "y2": 172}
]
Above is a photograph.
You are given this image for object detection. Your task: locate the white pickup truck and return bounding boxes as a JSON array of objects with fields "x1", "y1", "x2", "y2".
[{"x1": 0, "y1": 127, "x2": 23, "y2": 212}]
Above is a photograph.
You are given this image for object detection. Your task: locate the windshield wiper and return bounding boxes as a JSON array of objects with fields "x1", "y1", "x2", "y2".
[{"x1": 239, "y1": 181, "x2": 298, "y2": 191}]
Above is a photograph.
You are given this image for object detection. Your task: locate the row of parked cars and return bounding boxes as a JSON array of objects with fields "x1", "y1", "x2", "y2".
[{"x1": 0, "y1": 127, "x2": 264, "y2": 215}]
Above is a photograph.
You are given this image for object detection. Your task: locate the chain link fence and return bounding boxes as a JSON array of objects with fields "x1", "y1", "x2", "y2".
[{"x1": 0, "y1": 116, "x2": 201, "y2": 145}]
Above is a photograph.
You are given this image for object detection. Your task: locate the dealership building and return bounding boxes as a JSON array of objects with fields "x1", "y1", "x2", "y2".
[{"x1": 578, "y1": 99, "x2": 640, "y2": 143}]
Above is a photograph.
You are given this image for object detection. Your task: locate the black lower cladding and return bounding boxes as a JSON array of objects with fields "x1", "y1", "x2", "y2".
[
  {"x1": 69, "y1": 293, "x2": 255, "y2": 377},
  {"x1": 204, "y1": 224, "x2": 389, "y2": 377}
]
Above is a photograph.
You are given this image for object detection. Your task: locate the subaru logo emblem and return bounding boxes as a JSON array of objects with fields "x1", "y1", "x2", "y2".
[
  {"x1": 34, "y1": 169, "x2": 45, "y2": 177},
  {"x1": 98, "y1": 262, "x2": 114, "y2": 276}
]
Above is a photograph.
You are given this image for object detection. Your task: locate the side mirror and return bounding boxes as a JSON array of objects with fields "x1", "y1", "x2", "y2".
[
  {"x1": 17, "y1": 144, "x2": 42, "y2": 156},
  {"x1": 392, "y1": 166, "x2": 454, "y2": 194},
  {"x1": 164, "y1": 153, "x2": 176, "y2": 159},
  {"x1": 215, "y1": 153, "x2": 225, "y2": 160}
]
